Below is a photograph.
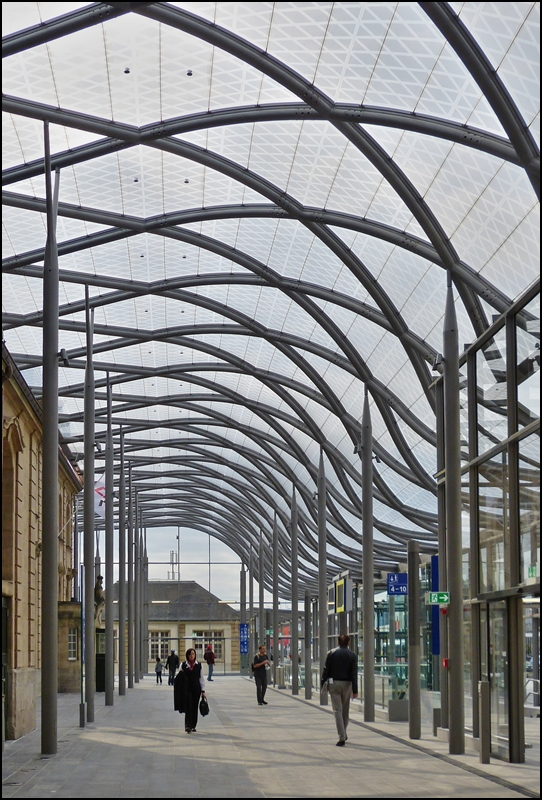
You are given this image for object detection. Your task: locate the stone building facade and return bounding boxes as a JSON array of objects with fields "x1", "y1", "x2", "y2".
[{"x1": 2, "y1": 343, "x2": 82, "y2": 739}]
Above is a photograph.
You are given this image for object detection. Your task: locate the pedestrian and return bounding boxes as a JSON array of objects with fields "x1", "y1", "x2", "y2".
[
  {"x1": 252, "y1": 643, "x2": 270, "y2": 705},
  {"x1": 203, "y1": 643, "x2": 216, "y2": 681},
  {"x1": 173, "y1": 648, "x2": 207, "y2": 733},
  {"x1": 321, "y1": 633, "x2": 358, "y2": 746},
  {"x1": 155, "y1": 656, "x2": 163, "y2": 684},
  {"x1": 165, "y1": 649, "x2": 180, "y2": 685}
]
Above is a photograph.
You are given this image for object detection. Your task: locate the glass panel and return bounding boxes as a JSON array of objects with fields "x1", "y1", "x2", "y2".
[
  {"x1": 519, "y1": 434, "x2": 540, "y2": 585},
  {"x1": 479, "y1": 452, "x2": 508, "y2": 593},
  {"x1": 476, "y1": 327, "x2": 509, "y2": 454},
  {"x1": 489, "y1": 600, "x2": 509, "y2": 760},
  {"x1": 516, "y1": 294, "x2": 540, "y2": 429},
  {"x1": 460, "y1": 361, "x2": 469, "y2": 463},
  {"x1": 463, "y1": 604, "x2": 472, "y2": 731}
]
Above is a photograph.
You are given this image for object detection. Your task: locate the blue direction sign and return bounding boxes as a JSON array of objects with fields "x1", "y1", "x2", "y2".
[
  {"x1": 387, "y1": 573, "x2": 408, "y2": 595},
  {"x1": 239, "y1": 622, "x2": 249, "y2": 654}
]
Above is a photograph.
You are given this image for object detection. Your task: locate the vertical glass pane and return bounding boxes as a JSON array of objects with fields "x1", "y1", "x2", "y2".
[
  {"x1": 460, "y1": 361, "x2": 469, "y2": 463},
  {"x1": 477, "y1": 328, "x2": 508, "y2": 454},
  {"x1": 516, "y1": 294, "x2": 540, "y2": 429},
  {"x1": 463, "y1": 604, "x2": 472, "y2": 731},
  {"x1": 479, "y1": 452, "x2": 508, "y2": 593},
  {"x1": 519, "y1": 434, "x2": 540, "y2": 585},
  {"x1": 489, "y1": 600, "x2": 509, "y2": 759}
]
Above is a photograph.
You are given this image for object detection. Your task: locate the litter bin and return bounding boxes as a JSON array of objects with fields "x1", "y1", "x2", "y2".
[{"x1": 275, "y1": 666, "x2": 285, "y2": 689}]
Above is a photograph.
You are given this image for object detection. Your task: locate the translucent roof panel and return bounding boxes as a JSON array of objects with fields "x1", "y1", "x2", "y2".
[{"x1": 2, "y1": 2, "x2": 539, "y2": 589}]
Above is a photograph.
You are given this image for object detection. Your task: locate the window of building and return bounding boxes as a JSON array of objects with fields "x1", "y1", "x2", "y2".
[
  {"x1": 192, "y1": 631, "x2": 224, "y2": 661},
  {"x1": 149, "y1": 631, "x2": 170, "y2": 661},
  {"x1": 68, "y1": 627, "x2": 78, "y2": 660}
]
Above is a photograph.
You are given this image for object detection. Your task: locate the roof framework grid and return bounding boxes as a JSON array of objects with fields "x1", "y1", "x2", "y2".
[{"x1": 2, "y1": 1, "x2": 539, "y2": 591}]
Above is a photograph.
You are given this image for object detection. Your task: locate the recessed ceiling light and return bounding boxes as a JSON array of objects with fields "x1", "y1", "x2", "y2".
[
  {"x1": 133, "y1": 177, "x2": 138, "y2": 182},
  {"x1": 186, "y1": 70, "x2": 192, "y2": 76},
  {"x1": 124, "y1": 68, "x2": 131, "y2": 74},
  {"x1": 184, "y1": 179, "x2": 189, "y2": 184}
]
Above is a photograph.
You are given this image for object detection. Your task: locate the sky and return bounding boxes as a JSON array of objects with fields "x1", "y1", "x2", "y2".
[{"x1": 89, "y1": 524, "x2": 275, "y2": 611}]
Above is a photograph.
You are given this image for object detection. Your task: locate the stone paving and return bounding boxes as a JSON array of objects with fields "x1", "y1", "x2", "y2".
[{"x1": 2, "y1": 676, "x2": 539, "y2": 798}]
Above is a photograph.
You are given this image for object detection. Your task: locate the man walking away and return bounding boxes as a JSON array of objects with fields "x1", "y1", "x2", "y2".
[
  {"x1": 165, "y1": 649, "x2": 180, "y2": 685},
  {"x1": 321, "y1": 634, "x2": 358, "y2": 746},
  {"x1": 204, "y1": 644, "x2": 216, "y2": 681}
]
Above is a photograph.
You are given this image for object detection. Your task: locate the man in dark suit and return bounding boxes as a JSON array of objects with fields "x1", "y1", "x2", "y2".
[
  {"x1": 321, "y1": 634, "x2": 358, "y2": 746},
  {"x1": 165, "y1": 649, "x2": 180, "y2": 685}
]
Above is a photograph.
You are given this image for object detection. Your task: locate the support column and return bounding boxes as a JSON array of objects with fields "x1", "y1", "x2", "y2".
[
  {"x1": 73, "y1": 498, "x2": 79, "y2": 601},
  {"x1": 127, "y1": 464, "x2": 134, "y2": 688},
  {"x1": 240, "y1": 563, "x2": 247, "y2": 675},
  {"x1": 259, "y1": 531, "x2": 265, "y2": 645},
  {"x1": 118, "y1": 432, "x2": 126, "y2": 695},
  {"x1": 134, "y1": 494, "x2": 140, "y2": 683},
  {"x1": 291, "y1": 489, "x2": 299, "y2": 695},
  {"x1": 408, "y1": 540, "x2": 421, "y2": 739},
  {"x1": 318, "y1": 448, "x2": 328, "y2": 706},
  {"x1": 272, "y1": 514, "x2": 279, "y2": 686},
  {"x1": 443, "y1": 274, "x2": 464, "y2": 754},
  {"x1": 143, "y1": 530, "x2": 149, "y2": 677},
  {"x1": 436, "y1": 378, "x2": 448, "y2": 729},
  {"x1": 362, "y1": 388, "x2": 375, "y2": 722},
  {"x1": 105, "y1": 374, "x2": 114, "y2": 706},
  {"x1": 304, "y1": 589, "x2": 312, "y2": 699},
  {"x1": 83, "y1": 286, "x2": 96, "y2": 723},
  {"x1": 248, "y1": 546, "x2": 254, "y2": 668},
  {"x1": 41, "y1": 122, "x2": 60, "y2": 755}
]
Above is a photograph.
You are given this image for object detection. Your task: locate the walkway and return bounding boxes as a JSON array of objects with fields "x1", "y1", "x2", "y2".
[{"x1": 2, "y1": 677, "x2": 539, "y2": 798}]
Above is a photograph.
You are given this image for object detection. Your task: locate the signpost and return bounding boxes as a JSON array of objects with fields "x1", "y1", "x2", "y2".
[
  {"x1": 239, "y1": 623, "x2": 249, "y2": 655},
  {"x1": 387, "y1": 573, "x2": 407, "y2": 595},
  {"x1": 427, "y1": 592, "x2": 450, "y2": 605}
]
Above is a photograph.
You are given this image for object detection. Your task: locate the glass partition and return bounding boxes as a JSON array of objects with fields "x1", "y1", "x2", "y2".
[
  {"x1": 476, "y1": 327, "x2": 508, "y2": 454},
  {"x1": 479, "y1": 451, "x2": 509, "y2": 592},
  {"x1": 519, "y1": 434, "x2": 540, "y2": 585}
]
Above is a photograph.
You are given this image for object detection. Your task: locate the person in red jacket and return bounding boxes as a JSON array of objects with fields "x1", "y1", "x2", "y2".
[{"x1": 203, "y1": 644, "x2": 215, "y2": 681}]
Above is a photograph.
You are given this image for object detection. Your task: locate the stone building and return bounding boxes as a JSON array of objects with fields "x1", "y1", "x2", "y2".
[
  {"x1": 114, "y1": 580, "x2": 241, "y2": 674},
  {"x1": 2, "y1": 343, "x2": 82, "y2": 739}
]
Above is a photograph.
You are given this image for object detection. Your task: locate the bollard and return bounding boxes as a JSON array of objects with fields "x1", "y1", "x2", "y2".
[
  {"x1": 433, "y1": 707, "x2": 441, "y2": 737},
  {"x1": 479, "y1": 681, "x2": 490, "y2": 764}
]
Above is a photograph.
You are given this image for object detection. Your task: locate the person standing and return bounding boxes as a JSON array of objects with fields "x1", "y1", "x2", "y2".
[
  {"x1": 321, "y1": 633, "x2": 358, "y2": 746},
  {"x1": 204, "y1": 644, "x2": 215, "y2": 681},
  {"x1": 173, "y1": 648, "x2": 207, "y2": 733},
  {"x1": 253, "y1": 643, "x2": 270, "y2": 705},
  {"x1": 165, "y1": 649, "x2": 180, "y2": 685},
  {"x1": 155, "y1": 656, "x2": 163, "y2": 684}
]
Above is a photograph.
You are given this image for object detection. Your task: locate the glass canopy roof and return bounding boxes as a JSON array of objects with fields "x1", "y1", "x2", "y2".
[{"x1": 2, "y1": 2, "x2": 540, "y2": 592}]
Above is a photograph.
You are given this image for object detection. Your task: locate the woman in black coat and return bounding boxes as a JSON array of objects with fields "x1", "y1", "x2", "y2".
[{"x1": 173, "y1": 648, "x2": 207, "y2": 733}]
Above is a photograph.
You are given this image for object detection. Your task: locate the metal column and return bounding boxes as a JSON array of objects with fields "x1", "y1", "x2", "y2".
[
  {"x1": 240, "y1": 562, "x2": 247, "y2": 674},
  {"x1": 259, "y1": 531, "x2": 265, "y2": 646},
  {"x1": 104, "y1": 375, "x2": 114, "y2": 706},
  {"x1": 143, "y1": 530, "x2": 149, "y2": 678},
  {"x1": 41, "y1": 122, "x2": 60, "y2": 756},
  {"x1": 134, "y1": 495, "x2": 140, "y2": 683},
  {"x1": 83, "y1": 286, "x2": 96, "y2": 723},
  {"x1": 362, "y1": 388, "x2": 375, "y2": 722},
  {"x1": 318, "y1": 448, "x2": 328, "y2": 705},
  {"x1": 291, "y1": 489, "x2": 299, "y2": 695},
  {"x1": 118, "y1": 433, "x2": 126, "y2": 695},
  {"x1": 435, "y1": 378, "x2": 448, "y2": 729},
  {"x1": 248, "y1": 546, "x2": 254, "y2": 669},
  {"x1": 304, "y1": 589, "x2": 312, "y2": 699},
  {"x1": 127, "y1": 464, "x2": 134, "y2": 688},
  {"x1": 408, "y1": 540, "x2": 421, "y2": 739},
  {"x1": 272, "y1": 514, "x2": 279, "y2": 686},
  {"x1": 443, "y1": 275, "x2": 464, "y2": 754}
]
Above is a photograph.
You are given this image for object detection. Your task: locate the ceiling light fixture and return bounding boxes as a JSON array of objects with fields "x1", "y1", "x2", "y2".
[{"x1": 186, "y1": 70, "x2": 192, "y2": 76}]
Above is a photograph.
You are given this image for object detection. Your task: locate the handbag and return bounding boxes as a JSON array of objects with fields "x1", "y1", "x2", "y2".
[{"x1": 199, "y1": 695, "x2": 210, "y2": 716}]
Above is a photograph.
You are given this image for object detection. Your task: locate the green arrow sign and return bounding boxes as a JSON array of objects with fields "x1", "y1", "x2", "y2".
[{"x1": 429, "y1": 591, "x2": 450, "y2": 604}]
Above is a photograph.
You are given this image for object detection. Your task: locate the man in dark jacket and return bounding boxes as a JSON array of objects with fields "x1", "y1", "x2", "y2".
[
  {"x1": 165, "y1": 649, "x2": 180, "y2": 685},
  {"x1": 321, "y1": 634, "x2": 358, "y2": 746}
]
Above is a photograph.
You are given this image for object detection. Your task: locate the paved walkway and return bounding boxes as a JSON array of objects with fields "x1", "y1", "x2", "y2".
[{"x1": 2, "y1": 676, "x2": 539, "y2": 798}]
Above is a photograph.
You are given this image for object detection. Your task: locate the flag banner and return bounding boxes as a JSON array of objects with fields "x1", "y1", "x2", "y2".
[{"x1": 94, "y1": 474, "x2": 106, "y2": 518}]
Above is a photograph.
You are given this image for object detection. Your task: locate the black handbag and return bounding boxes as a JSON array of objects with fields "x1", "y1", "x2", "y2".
[{"x1": 199, "y1": 695, "x2": 209, "y2": 716}]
